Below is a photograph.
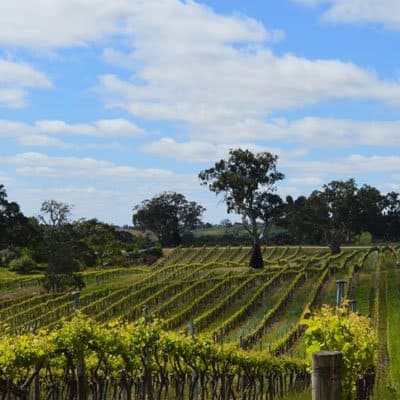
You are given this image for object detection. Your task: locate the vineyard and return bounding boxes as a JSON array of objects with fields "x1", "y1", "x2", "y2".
[{"x1": 0, "y1": 245, "x2": 399, "y2": 399}]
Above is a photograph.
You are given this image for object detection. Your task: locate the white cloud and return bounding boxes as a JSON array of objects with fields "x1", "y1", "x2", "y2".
[
  {"x1": 34, "y1": 118, "x2": 143, "y2": 137},
  {"x1": 5, "y1": 152, "x2": 177, "y2": 182},
  {"x1": 192, "y1": 117, "x2": 400, "y2": 147},
  {"x1": 288, "y1": 177, "x2": 324, "y2": 186},
  {"x1": 96, "y1": 1, "x2": 400, "y2": 127},
  {"x1": 0, "y1": 59, "x2": 52, "y2": 108},
  {"x1": 17, "y1": 134, "x2": 72, "y2": 149},
  {"x1": 0, "y1": 171, "x2": 13, "y2": 185},
  {"x1": 140, "y1": 137, "x2": 306, "y2": 163},
  {"x1": 0, "y1": 118, "x2": 144, "y2": 148},
  {"x1": 294, "y1": 0, "x2": 400, "y2": 29},
  {"x1": 0, "y1": 0, "x2": 274, "y2": 49},
  {"x1": 282, "y1": 154, "x2": 400, "y2": 178}
]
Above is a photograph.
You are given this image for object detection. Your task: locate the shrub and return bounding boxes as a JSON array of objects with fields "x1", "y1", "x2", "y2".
[
  {"x1": 303, "y1": 303, "x2": 377, "y2": 398},
  {"x1": 354, "y1": 231, "x2": 373, "y2": 245},
  {"x1": 9, "y1": 254, "x2": 37, "y2": 273}
]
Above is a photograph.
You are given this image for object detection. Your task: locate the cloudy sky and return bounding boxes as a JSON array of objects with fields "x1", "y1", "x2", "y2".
[{"x1": 1, "y1": 0, "x2": 400, "y2": 225}]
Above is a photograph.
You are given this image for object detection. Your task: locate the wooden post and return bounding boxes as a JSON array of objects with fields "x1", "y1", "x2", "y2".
[
  {"x1": 312, "y1": 351, "x2": 342, "y2": 400},
  {"x1": 336, "y1": 280, "x2": 346, "y2": 307},
  {"x1": 72, "y1": 291, "x2": 87, "y2": 399},
  {"x1": 189, "y1": 319, "x2": 197, "y2": 400}
]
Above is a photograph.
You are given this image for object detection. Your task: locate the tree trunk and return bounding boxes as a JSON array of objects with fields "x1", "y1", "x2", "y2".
[
  {"x1": 249, "y1": 218, "x2": 263, "y2": 269},
  {"x1": 329, "y1": 241, "x2": 341, "y2": 255},
  {"x1": 249, "y1": 241, "x2": 264, "y2": 269}
]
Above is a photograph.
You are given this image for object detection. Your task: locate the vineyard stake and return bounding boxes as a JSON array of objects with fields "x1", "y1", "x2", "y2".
[
  {"x1": 312, "y1": 351, "x2": 342, "y2": 400},
  {"x1": 335, "y1": 280, "x2": 346, "y2": 307},
  {"x1": 143, "y1": 305, "x2": 148, "y2": 324},
  {"x1": 349, "y1": 299, "x2": 357, "y2": 313},
  {"x1": 189, "y1": 319, "x2": 198, "y2": 400},
  {"x1": 72, "y1": 291, "x2": 87, "y2": 399},
  {"x1": 72, "y1": 291, "x2": 80, "y2": 309}
]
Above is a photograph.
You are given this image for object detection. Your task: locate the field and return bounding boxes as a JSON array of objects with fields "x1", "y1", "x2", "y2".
[{"x1": 0, "y1": 245, "x2": 399, "y2": 399}]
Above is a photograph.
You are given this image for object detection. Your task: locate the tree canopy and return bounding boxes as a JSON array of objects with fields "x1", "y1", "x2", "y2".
[
  {"x1": 0, "y1": 184, "x2": 33, "y2": 250},
  {"x1": 133, "y1": 192, "x2": 205, "y2": 247},
  {"x1": 199, "y1": 148, "x2": 284, "y2": 269},
  {"x1": 284, "y1": 179, "x2": 399, "y2": 253}
]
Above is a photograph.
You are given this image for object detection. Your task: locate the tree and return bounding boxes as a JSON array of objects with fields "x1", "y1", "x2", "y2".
[
  {"x1": 0, "y1": 184, "x2": 33, "y2": 250},
  {"x1": 133, "y1": 192, "x2": 205, "y2": 247},
  {"x1": 74, "y1": 219, "x2": 123, "y2": 268},
  {"x1": 288, "y1": 179, "x2": 388, "y2": 254},
  {"x1": 383, "y1": 191, "x2": 400, "y2": 240},
  {"x1": 39, "y1": 200, "x2": 83, "y2": 291},
  {"x1": 199, "y1": 149, "x2": 284, "y2": 269}
]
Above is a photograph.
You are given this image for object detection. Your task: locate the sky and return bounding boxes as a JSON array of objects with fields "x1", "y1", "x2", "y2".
[{"x1": 1, "y1": 0, "x2": 400, "y2": 225}]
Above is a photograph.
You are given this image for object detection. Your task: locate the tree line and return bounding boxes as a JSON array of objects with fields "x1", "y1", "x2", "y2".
[
  {"x1": 2, "y1": 148, "x2": 400, "y2": 278},
  {"x1": 134, "y1": 149, "x2": 400, "y2": 268},
  {"x1": 0, "y1": 188, "x2": 159, "y2": 289}
]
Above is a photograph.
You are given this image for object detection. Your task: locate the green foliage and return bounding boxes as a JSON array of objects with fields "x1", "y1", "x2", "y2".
[
  {"x1": 133, "y1": 192, "x2": 205, "y2": 247},
  {"x1": 43, "y1": 272, "x2": 85, "y2": 292},
  {"x1": 199, "y1": 148, "x2": 285, "y2": 269},
  {"x1": 355, "y1": 231, "x2": 373, "y2": 245},
  {"x1": 0, "y1": 314, "x2": 308, "y2": 397},
  {"x1": 8, "y1": 253, "x2": 37, "y2": 273},
  {"x1": 303, "y1": 303, "x2": 377, "y2": 398}
]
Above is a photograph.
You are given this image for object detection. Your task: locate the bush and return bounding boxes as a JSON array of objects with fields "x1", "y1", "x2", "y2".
[
  {"x1": 9, "y1": 254, "x2": 37, "y2": 273},
  {"x1": 0, "y1": 249, "x2": 16, "y2": 267},
  {"x1": 354, "y1": 231, "x2": 373, "y2": 245},
  {"x1": 43, "y1": 272, "x2": 85, "y2": 292},
  {"x1": 303, "y1": 303, "x2": 377, "y2": 398}
]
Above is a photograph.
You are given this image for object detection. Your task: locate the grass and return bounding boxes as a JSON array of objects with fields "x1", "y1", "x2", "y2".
[
  {"x1": 203, "y1": 278, "x2": 268, "y2": 333},
  {"x1": 352, "y1": 273, "x2": 373, "y2": 315},
  {"x1": 385, "y1": 257, "x2": 400, "y2": 393},
  {"x1": 283, "y1": 391, "x2": 310, "y2": 400},
  {"x1": 225, "y1": 276, "x2": 294, "y2": 342},
  {"x1": 259, "y1": 274, "x2": 320, "y2": 347},
  {"x1": 0, "y1": 267, "x2": 40, "y2": 280}
]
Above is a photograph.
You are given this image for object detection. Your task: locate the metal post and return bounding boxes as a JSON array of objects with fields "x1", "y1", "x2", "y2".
[
  {"x1": 143, "y1": 305, "x2": 148, "y2": 324},
  {"x1": 239, "y1": 335, "x2": 244, "y2": 349},
  {"x1": 189, "y1": 319, "x2": 197, "y2": 400},
  {"x1": 349, "y1": 300, "x2": 357, "y2": 313},
  {"x1": 72, "y1": 291, "x2": 80, "y2": 309},
  {"x1": 312, "y1": 351, "x2": 342, "y2": 400},
  {"x1": 72, "y1": 291, "x2": 86, "y2": 399},
  {"x1": 336, "y1": 280, "x2": 346, "y2": 307}
]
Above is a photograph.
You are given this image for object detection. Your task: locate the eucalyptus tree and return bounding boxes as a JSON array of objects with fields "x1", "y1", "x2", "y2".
[
  {"x1": 133, "y1": 192, "x2": 205, "y2": 247},
  {"x1": 199, "y1": 149, "x2": 284, "y2": 269}
]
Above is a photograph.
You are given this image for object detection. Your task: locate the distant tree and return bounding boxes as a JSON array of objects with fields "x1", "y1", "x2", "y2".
[
  {"x1": 285, "y1": 196, "x2": 318, "y2": 244},
  {"x1": 354, "y1": 184, "x2": 386, "y2": 236},
  {"x1": 199, "y1": 149, "x2": 284, "y2": 269},
  {"x1": 74, "y1": 219, "x2": 123, "y2": 268},
  {"x1": 39, "y1": 200, "x2": 83, "y2": 291},
  {"x1": 287, "y1": 179, "x2": 388, "y2": 253},
  {"x1": 220, "y1": 219, "x2": 232, "y2": 228},
  {"x1": 133, "y1": 192, "x2": 205, "y2": 247},
  {"x1": 0, "y1": 184, "x2": 33, "y2": 250},
  {"x1": 383, "y1": 191, "x2": 400, "y2": 240}
]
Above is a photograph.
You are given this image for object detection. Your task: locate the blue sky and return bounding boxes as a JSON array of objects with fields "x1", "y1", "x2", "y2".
[{"x1": 1, "y1": 0, "x2": 400, "y2": 225}]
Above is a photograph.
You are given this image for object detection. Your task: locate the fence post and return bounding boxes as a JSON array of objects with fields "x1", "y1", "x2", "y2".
[
  {"x1": 72, "y1": 291, "x2": 87, "y2": 400},
  {"x1": 336, "y1": 280, "x2": 346, "y2": 307},
  {"x1": 312, "y1": 351, "x2": 342, "y2": 400},
  {"x1": 349, "y1": 299, "x2": 357, "y2": 313},
  {"x1": 72, "y1": 290, "x2": 80, "y2": 309},
  {"x1": 189, "y1": 319, "x2": 198, "y2": 400}
]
